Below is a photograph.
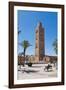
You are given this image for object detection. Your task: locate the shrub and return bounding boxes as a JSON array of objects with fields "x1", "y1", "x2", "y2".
[{"x1": 27, "y1": 62, "x2": 32, "y2": 67}]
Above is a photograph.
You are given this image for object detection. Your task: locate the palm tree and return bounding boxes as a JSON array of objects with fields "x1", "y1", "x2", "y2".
[
  {"x1": 18, "y1": 25, "x2": 21, "y2": 35},
  {"x1": 52, "y1": 39, "x2": 58, "y2": 55},
  {"x1": 18, "y1": 26, "x2": 21, "y2": 52},
  {"x1": 18, "y1": 30, "x2": 21, "y2": 35},
  {"x1": 19, "y1": 40, "x2": 31, "y2": 66}
]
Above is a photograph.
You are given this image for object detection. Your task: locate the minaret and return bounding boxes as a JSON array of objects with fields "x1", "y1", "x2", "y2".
[{"x1": 35, "y1": 22, "x2": 45, "y2": 62}]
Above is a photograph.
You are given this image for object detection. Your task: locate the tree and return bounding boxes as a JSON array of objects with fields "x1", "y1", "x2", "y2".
[
  {"x1": 18, "y1": 26, "x2": 21, "y2": 35},
  {"x1": 18, "y1": 30, "x2": 21, "y2": 35},
  {"x1": 18, "y1": 26, "x2": 21, "y2": 53},
  {"x1": 52, "y1": 39, "x2": 58, "y2": 55},
  {"x1": 19, "y1": 40, "x2": 31, "y2": 66}
]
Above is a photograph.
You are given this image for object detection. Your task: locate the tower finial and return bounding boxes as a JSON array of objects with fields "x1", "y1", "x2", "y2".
[{"x1": 38, "y1": 22, "x2": 42, "y2": 27}]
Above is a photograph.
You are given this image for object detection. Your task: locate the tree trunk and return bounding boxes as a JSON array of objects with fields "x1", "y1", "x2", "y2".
[{"x1": 23, "y1": 48, "x2": 26, "y2": 67}]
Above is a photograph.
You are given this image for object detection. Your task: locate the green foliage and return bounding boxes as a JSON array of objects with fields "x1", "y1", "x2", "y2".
[
  {"x1": 21, "y1": 40, "x2": 31, "y2": 50},
  {"x1": 52, "y1": 39, "x2": 58, "y2": 55},
  {"x1": 19, "y1": 40, "x2": 32, "y2": 66}
]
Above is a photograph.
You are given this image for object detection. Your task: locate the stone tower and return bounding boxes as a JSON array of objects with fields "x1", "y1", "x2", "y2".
[{"x1": 35, "y1": 22, "x2": 45, "y2": 62}]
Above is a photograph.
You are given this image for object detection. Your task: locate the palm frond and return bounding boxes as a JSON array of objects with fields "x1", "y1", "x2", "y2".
[{"x1": 52, "y1": 39, "x2": 58, "y2": 55}]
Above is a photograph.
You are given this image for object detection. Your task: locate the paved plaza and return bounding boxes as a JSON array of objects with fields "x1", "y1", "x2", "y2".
[{"x1": 17, "y1": 64, "x2": 57, "y2": 80}]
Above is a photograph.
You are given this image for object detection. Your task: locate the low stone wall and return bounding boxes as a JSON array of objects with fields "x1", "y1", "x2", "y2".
[
  {"x1": 18, "y1": 56, "x2": 24, "y2": 65},
  {"x1": 43, "y1": 56, "x2": 57, "y2": 64},
  {"x1": 18, "y1": 55, "x2": 57, "y2": 65}
]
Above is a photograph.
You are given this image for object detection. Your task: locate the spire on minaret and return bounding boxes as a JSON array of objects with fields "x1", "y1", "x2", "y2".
[
  {"x1": 38, "y1": 22, "x2": 42, "y2": 27},
  {"x1": 36, "y1": 22, "x2": 43, "y2": 30}
]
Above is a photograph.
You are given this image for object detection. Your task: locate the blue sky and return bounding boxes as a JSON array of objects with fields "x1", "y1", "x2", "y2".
[{"x1": 17, "y1": 10, "x2": 57, "y2": 56}]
